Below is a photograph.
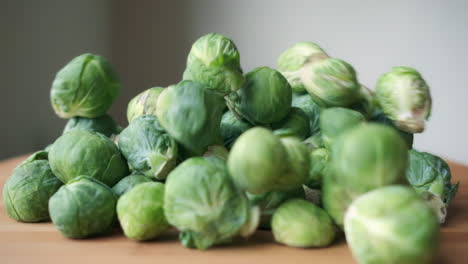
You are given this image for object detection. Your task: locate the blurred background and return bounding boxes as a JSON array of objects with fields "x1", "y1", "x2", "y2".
[{"x1": 1, "y1": 0, "x2": 467, "y2": 164}]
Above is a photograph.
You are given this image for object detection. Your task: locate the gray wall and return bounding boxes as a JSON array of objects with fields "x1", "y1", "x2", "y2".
[{"x1": 2, "y1": 0, "x2": 468, "y2": 164}]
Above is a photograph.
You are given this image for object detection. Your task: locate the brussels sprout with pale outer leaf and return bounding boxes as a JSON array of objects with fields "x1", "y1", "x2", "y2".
[
  {"x1": 228, "y1": 127, "x2": 288, "y2": 194},
  {"x1": 407, "y1": 149, "x2": 459, "y2": 223},
  {"x1": 306, "y1": 148, "x2": 329, "y2": 189},
  {"x1": 112, "y1": 174, "x2": 152, "y2": 197},
  {"x1": 301, "y1": 57, "x2": 361, "y2": 107},
  {"x1": 220, "y1": 110, "x2": 251, "y2": 149},
  {"x1": 320, "y1": 107, "x2": 365, "y2": 149},
  {"x1": 292, "y1": 93, "x2": 321, "y2": 136},
  {"x1": 247, "y1": 187, "x2": 305, "y2": 229},
  {"x1": 156, "y1": 80, "x2": 225, "y2": 156},
  {"x1": 118, "y1": 115, "x2": 178, "y2": 180},
  {"x1": 323, "y1": 124, "x2": 408, "y2": 228},
  {"x1": 227, "y1": 67, "x2": 292, "y2": 125},
  {"x1": 345, "y1": 186, "x2": 439, "y2": 264},
  {"x1": 49, "y1": 176, "x2": 117, "y2": 239},
  {"x1": 3, "y1": 151, "x2": 62, "y2": 222},
  {"x1": 277, "y1": 42, "x2": 329, "y2": 94},
  {"x1": 183, "y1": 33, "x2": 244, "y2": 95},
  {"x1": 50, "y1": 53, "x2": 120, "y2": 118},
  {"x1": 164, "y1": 157, "x2": 258, "y2": 249},
  {"x1": 63, "y1": 114, "x2": 119, "y2": 137},
  {"x1": 277, "y1": 137, "x2": 309, "y2": 191},
  {"x1": 272, "y1": 199, "x2": 336, "y2": 248},
  {"x1": 117, "y1": 182, "x2": 169, "y2": 241},
  {"x1": 375, "y1": 66, "x2": 432, "y2": 133},
  {"x1": 272, "y1": 107, "x2": 310, "y2": 140},
  {"x1": 49, "y1": 130, "x2": 129, "y2": 187},
  {"x1": 127, "y1": 87, "x2": 164, "y2": 123}
]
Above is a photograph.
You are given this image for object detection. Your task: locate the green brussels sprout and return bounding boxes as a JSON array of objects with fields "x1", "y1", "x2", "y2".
[
  {"x1": 375, "y1": 66, "x2": 432, "y2": 133},
  {"x1": 164, "y1": 157, "x2": 257, "y2": 249},
  {"x1": 247, "y1": 187, "x2": 305, "y2": 229},
  {"x1": 349, "y1": 84, "x2": 378, "y2": 119},
  {"x1": 127, "y1": 87, "x2": 164, "y2": 123},
  {"x1": 3, "y1": 151, "x2": 62, "y2": 222},
  {"x1": 220, "y1": 110, "x2": 251, "y2": 149},
  {"x1": 50, "y1": 53, "x2": 120, "y2": 118},
  {"x1": 228, "y1": 127, "x2": 288, "y2": 194},
  {"x1": 303, "y1": 132, "x2": 325, "y2": 150},
  {"x1": 183, "y1": 33, "x2": 244, "y2": 95},
  {"x1": 306, "y1": 148, "x2": 329, "y2": 189},
  {"x1": 371, "y1": 112, "x2": 414, "y2": 149},
  {"x1": 117, "y1": 182, "x2": 169, "y2": 241},
  {"x1": 49, "y1": 130, "x2": 129, "y2": 186},
  {"x1": 320, "y1": 107, "x2": 365, "y2": 149},
  {"x1": 301, "y1": 57, "x2": 361, "y2": 107},
  {"x1": 278, "y1": 137, "x2": 309, "y2": 191},
  {"x1": 156, "y1": 80, "x2": 225, "y2": 156},
  {"x1": 277, "y1": 42, "x2": 329, "y2": 94},
  {"x1": 407, "y1": 149, "x2": 459, "y2": 223},
  {"x1": 272, "y1": 107, "x2": 311, "y2": 140},
  {"x1": 112, "y1": 174, "x2": 152, "y2": 197},
  {"x1": 272, "y1": 199, "x2": 336, "y2": 248},
  {"x1": 323, "y1": 124, "x2": 408, "y2": 227},
  {"x1": 63, "y1": 114, "x2": 119, "y2": 137},
  {"x1": 345, "y1": 186, "x2": 439, "y2": 264},
  {"x1": 227, "y1": 67, "x2": 292, "y2": 125},
  {"x1": 118, "y1": 115, "x2": 178, "y2": 180},
  {"x1": 291, "y1": 93, "x2": 321, "y2": 135},
  {"x1": 49, "y1": 176, "x2": 117, "y2": 238}
]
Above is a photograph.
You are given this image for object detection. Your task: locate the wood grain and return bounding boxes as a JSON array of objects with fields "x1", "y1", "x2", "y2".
[{"x1": 0, "y1": 155, "x2": 466, "y2": 264}]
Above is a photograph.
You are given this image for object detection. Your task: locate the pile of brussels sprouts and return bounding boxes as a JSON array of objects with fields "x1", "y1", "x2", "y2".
[{"x1": 3, "y1": 33, "x2": 460, "y2": 263}]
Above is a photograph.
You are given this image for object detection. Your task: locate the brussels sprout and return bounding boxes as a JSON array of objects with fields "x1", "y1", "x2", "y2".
[
  {"x1": 49, "y1": 130, "x2": 129, "y2": 186},
  {"x1": 117, "y1": 182, "x2": 169, "y2": 241},
  {"x1": 164, "y1": 157, "x2": 256, "y2": 249},
  {"x1": 227, "y1": 67, "x2": 292, "y2": 125},
  {"x1": 112, "y1": 174, "x2": 152, "y2": 197},
  {"x1": 118, "y1": 115, "x2": 177, "y2": 180},
  {"x1": 272, "y1": 107, "x2": 310, "y2": 140},
  {"x1": 277, "y1": 42, "x2": 329, "y2": 94},
  {"x1": 291, "y1": 93, "x2": 321, "y2": 135},
  {"x1": 375, "y1": 66, "x2": 432, "y2": 133},
  {"x1": 228, "y1": 127, "x2": 288, "y2": 194},
  {"x1": 50, "y1": 53, "x2": 120, "y2": 118},
  {"x1": 156, "y1": 80, "x2": 225, "y2": 156},
  {"x1": 220, "y1": 110, "x2": 251, "y2": 149},
  {"x1": 127, "y1": 87, "x2": 164, "y2": 123},
  {"x1": 306, "y1": 148, "x2": 329, "y2": 189},
  {"x1": 320, "y1": 107, "x2": 365, "y2": 149},
  {"x1": 345, "y1": 186, "x2": 439, "y2": 264},
  {"x1": 247, "y1": 187, "x2": 305, "y2": 229},
  {"x1": 3, "y1": 151, "x2": 62, "y2": 222},
  {"x1": 183, "y1": 33, "x2": 244, "y2": 95},
  {"x1": 63, "y1": 114, "x2": 119, "y2": 137},
  {"x1": 349, "y1": 84, "x2": 378, "y2": 119},
  {"x1": 371, "y1": 112, "x2": 414, "y2": 149},
  {"x1": 301, "y1": 57, "x2": 361, "y2": 107},
  {"x1": 272, "y1": 199, "x2": 336, "y2": 248},
  {"x1": 407, "y1": 149, "x2": 459, "y2": 223},
  {"x1": 49, "y1": 176, "x2": 117, "y2": 239},
  {"x1": 277, "y1": 137, "x2": 309, "y2": 191},
  {"x1": 323, "y1": 124, "x2": 408, "y2": 227}
]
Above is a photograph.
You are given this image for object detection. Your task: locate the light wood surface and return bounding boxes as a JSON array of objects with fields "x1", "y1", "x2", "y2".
[{"x1": 0, "y1": 155, "x2": 466, "y2": 264}]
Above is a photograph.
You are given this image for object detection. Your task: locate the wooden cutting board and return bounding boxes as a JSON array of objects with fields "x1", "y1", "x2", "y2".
[{"x1": 0, "y1": 155, "x2": 466, "y2": 264}]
